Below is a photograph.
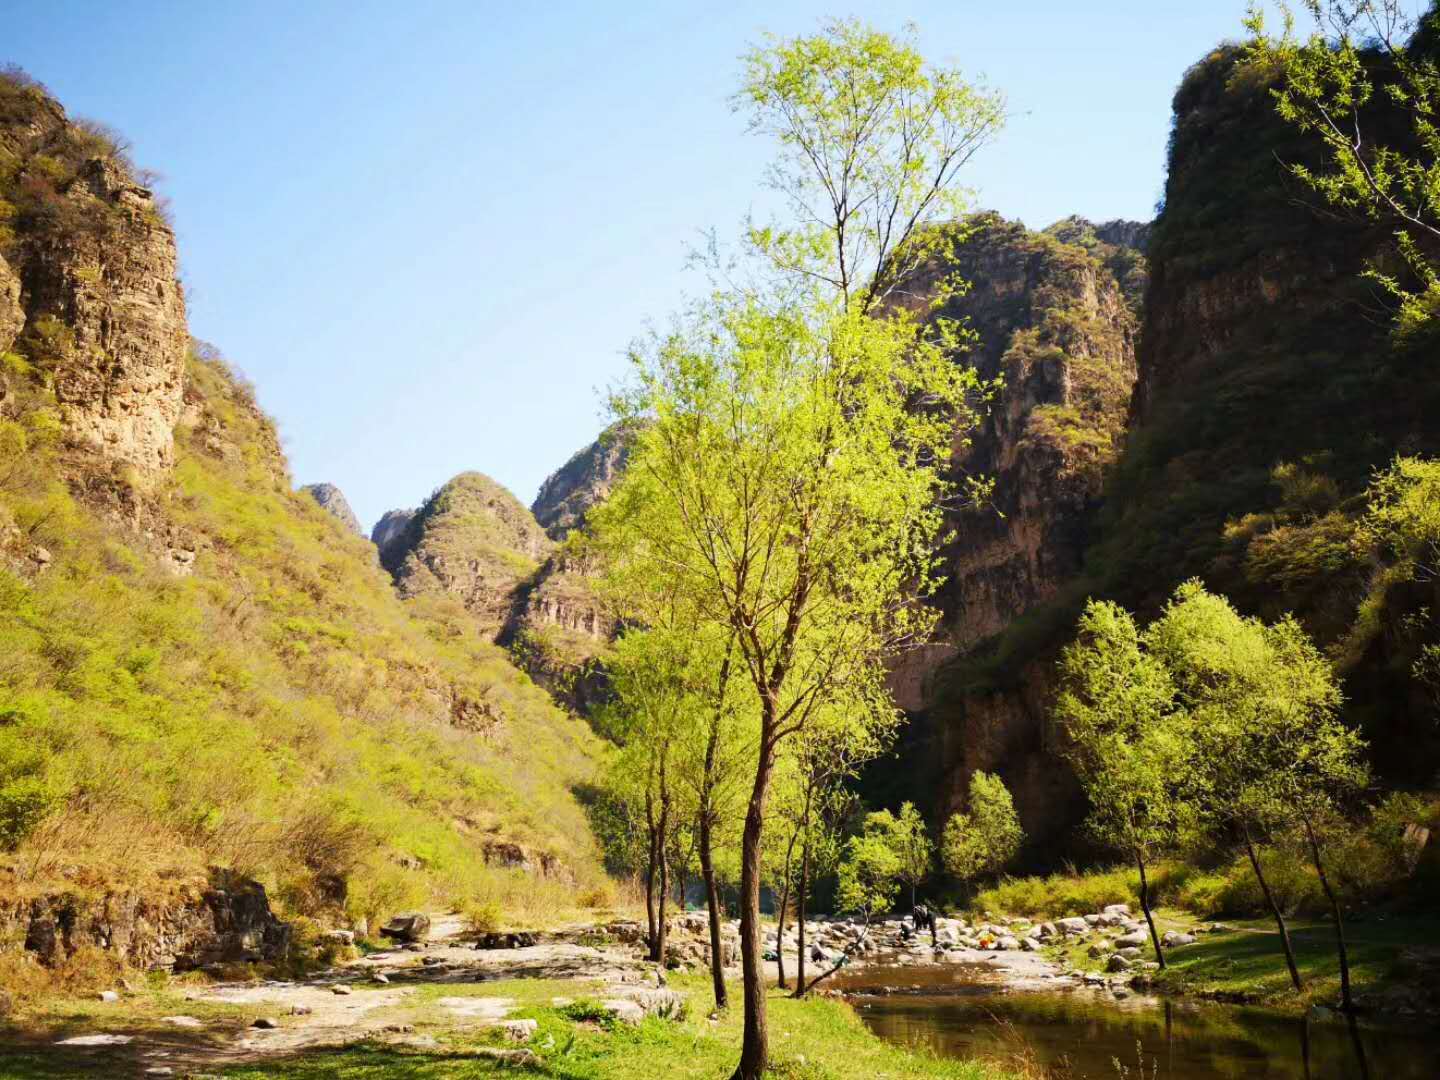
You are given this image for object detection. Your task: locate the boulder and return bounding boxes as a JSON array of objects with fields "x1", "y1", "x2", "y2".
[
  {"x1": 1162, "y1": 931, "x2": 1197, "y2": 948},
  {"x1": 1102, "y1": 904, "x2": 1132, "y2": 917},
  {"x1": 475, "y1": 931, "x2": 538, "y2": 950},
  {"x1": 1106, "y1": 954, "x2": 1134, "y2": 973},
  {"x1": 1036, "y1": 922, "x2": 1057, "y2": 939},
  {"x1": 380, "y1": 914, "x2": 431, "y2": 943},
  {"x1": 1117, "y1": 947, "x2": 1143, "y2": 960},
  {"x1": 998, "y1": 936, "x2": 1021, "y2": 951},
  {"x1": 1020, "y1": 937, "x2": 1041, "y2": 952},
  {"x1": 1116, "y1": 931, "x2": 1149, "y2": 948},
  {"x1": 495, "y1": 1019, "x2": 538, "y2": 1042},
  {"x1": 1088, "y1": 941, "x2": 1114, "y2": 958},
  {"x1": 600, "y1": 987, "x2": 686, "y2": 1024},
  {"x1": 1056, "y1": 917, "x2": 1088, "y2": 935}
]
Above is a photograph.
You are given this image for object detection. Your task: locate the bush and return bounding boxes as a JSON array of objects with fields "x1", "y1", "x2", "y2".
[{"x1": 465, "y1": 900, "x2": 503, "y2": 935}]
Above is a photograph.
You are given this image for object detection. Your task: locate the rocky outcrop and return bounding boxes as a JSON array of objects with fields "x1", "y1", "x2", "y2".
[
  {"x1": 301, "y1": 482, "x2": 364, "y2": 536},
  {"x1": 384, "y1": 472, "x2": 554, "y2": 637},
  {"x1": 1, "y1": 74, "x2": 188, "y2": 481},
  {"x1": 884, "y1": 214, "x2": 1142, "y2": 704},
  {"x1": 874, "y1": 214, "x2": 1145, "y2": 850},
  {"x1": 0, "y1": 253, "x2": 22, "y2": 357},
  {"x1": 4, "y1": 868, "x2": 289, "y2": 972},
  {"x1": 371, "y1": 508, "x2": 416, "y2": 564},
  {"x1": 531, "y1": 424, "x2": 632, "y2": 540}
]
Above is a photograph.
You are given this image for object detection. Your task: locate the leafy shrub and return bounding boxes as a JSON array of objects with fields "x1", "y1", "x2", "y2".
[{"x1": 465, "y1": 900, "x2": 503, "y2": 935}]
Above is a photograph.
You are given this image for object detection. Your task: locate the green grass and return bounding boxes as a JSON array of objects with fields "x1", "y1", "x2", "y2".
[
  {"x1": 0, "y1": 974, "x2": 1027, "y2": 1080},
  {"x1": 1037, "y1": 903, "x2": 1440, "y2": 1013},
  {"x1": 0, "y1": 347, "x2": 611, "y2": 991}
]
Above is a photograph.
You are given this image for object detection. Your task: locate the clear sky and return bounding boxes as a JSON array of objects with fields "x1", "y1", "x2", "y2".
[{"x1": 5, "y1": 2, "x2": 1270, "y2": 531}]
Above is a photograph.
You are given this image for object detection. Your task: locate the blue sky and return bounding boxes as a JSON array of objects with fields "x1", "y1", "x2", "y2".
[{"x1": 6, "y1": 2, "x2": 1271, "y2": 531}]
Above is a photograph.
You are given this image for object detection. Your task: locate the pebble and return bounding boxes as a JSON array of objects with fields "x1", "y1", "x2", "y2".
[
  {"x1": 331, "y1": 985, "x2": 352, "y2": 996},
  {"x1": 251, "y1": 1017, "x2": 280, "y2": 1029},
  {"x1": 97, "y1": 990, "x2": 119, "y2": 1003}
]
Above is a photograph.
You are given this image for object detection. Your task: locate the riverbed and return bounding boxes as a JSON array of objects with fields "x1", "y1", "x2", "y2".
[{"x1": 833, "y1": 963, "x2": 1439, "y2": 1079}]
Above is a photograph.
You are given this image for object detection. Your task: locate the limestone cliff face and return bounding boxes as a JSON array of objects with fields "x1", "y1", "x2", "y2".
[
  {"x1": 0, "y1": 75, "x2": 187, "y2": 481},
  {"x1": 531, "y1": 424, "x2": 631, "y2": 541},
  {"x1": 913, "y1": 47, "x2": 1440, "y2": 851},
  {"x1": 887, "y1": 215, "x2": 1143, "y2": 709},
  {"x1": 384, "y1": 472, "x2": 555, "y2": 637},
  {"x1": 873, "y1": 214, "x2": 1145, "y2": 850},
  {"x1": 301, "y1": 482, "x2": 364, "y2": 536},
  {"x1": 371, "y1": 508, "x2": 416, "y2": 563}
]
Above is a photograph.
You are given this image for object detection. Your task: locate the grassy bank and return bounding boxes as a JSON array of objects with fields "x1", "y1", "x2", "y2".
[{"x1": 0, "y1": 973, "x2": 1029, "y2": 1080}]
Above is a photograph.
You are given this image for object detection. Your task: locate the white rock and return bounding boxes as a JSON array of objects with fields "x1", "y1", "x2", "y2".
[
  {"x1": 496, "y1": 1019, "x2": 538, "y2": 1042},
  {"x1": 56, "y1": 1034, "x2": 134, "y2": 1046},
  {"x1": 163, "y1": 1016, "x2": 203, "y2": 1028}
]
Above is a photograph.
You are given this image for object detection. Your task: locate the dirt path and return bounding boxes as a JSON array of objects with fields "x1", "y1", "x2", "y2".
[{"x1": 23, "y1": 914, "x2": 662, "y2": 1076}]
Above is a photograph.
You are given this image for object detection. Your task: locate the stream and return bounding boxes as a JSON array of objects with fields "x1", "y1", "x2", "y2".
[{"x1": 832, "y1": 964, "x2": 1439, "y2": 1079}]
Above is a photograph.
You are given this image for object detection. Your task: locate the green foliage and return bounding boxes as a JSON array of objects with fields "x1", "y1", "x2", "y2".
[
  {"x1": 738, "y1": 18, "x2": 1005, "y2": 313},
  {"x1": 0, "y1": 346, "x2": 606, "y2": 927},
  {"x1": 1247, "y1": 1, "x2": 1440, "y2": 331},
  {"x1": 1056, "y1": 599, "x2": 1192, "y2": 872},
  {"x1": 940, "y1": 771, "x2": 1024, "y2": 884},
  {"x1": 836, "y1": 825, "x2": 902, "y2": 916},
  {"x1": 858, "y1": 802, "x2": 933, "y2": 903}
]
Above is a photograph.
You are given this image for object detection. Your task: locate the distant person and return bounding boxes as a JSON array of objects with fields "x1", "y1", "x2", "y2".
[{"x1": 912, "y1": 902, "x2": 937, "y2": 946}]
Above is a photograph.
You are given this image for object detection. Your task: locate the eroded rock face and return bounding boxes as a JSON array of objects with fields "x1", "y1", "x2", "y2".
[
  {"x1": 385, "y1": 472, "x2": 554, "y2": 637},
  {"x1": 0, "y1": 253, "x2": 22, "y2": 357},
  {"x1": 371, "y1": 508, "x2": 416, "y2": 564},
  {"x1": 4, "y1": 868, "x2": 289, "y2": 972},
  {"x1": 874, "y1": 214, "x2": 1145, "y2": 849},
  {"x1": 301, "y1": 482, "x2": 364, "y2": 536},
  {"x1": 905, "y1": 214, "x2": 1142, "y2": 654},
  {"x1": 531, "y1": 424, "x2": 632, "y2": 541},
  {"x1": 1, "y1": 80, "x2": 188, "y2": 480}
]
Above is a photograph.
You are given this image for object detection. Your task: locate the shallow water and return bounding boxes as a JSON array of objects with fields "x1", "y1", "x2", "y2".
[{"x1": 834, "y1": 964, "x2": 1439, "y2": 1079}]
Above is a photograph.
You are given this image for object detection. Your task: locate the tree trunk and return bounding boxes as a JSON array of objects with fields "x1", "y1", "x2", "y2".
[
  {"x1": 793, "y1": 836, "x2": 810, "y2": 998},
  {"x1": 732, "y1": 732, "x2": 778, "y2": 1080},
  {"x1": 654, "y1": 752, "x2": 672, "y2": 967},
  {"x1": 1136, "y1": 850, "x2": 1166, "y2": 971},
  {"x1": 644, "y1": 791, "x2": 658, "y2": 961},
  {"x1": 1303, "y1": 815, "x2": 1352, "y2": 1011},
  {"x1": 775, "y1": 828, "x2": 797, "y2": 991},
  {"x1": 1244, "y1": 829, "x2": 1303, "y2": 991},
  {"x1": 700, "y1": 809, "x2": 728, "y2": 1010}
]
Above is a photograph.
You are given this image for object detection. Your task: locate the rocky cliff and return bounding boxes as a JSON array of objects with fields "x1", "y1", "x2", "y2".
[
  {"x1": 371, "y1": 507, "x2": 416, "y2": 563},
  {"x1": 868, "y1": 215, "x2": 1144, "y2": 846},
  {"x1": 0, "y1": 73, "x2": 187, "y2": 482},
  {"x1": 531, "y1": 423, "x2": 632, "y2": 540},
  {"x1": 300, "y1": 482, "x2": 363, "y2": 536},
  {"x1": 381, "y1": 471, "x2": 555, "y2": 636},
  {"x1": 905, "y1": 46, "x2": 1440, "y2": 857},
  {"x1": 0, "y1": 72, "x2": 606, "y2": 992}
]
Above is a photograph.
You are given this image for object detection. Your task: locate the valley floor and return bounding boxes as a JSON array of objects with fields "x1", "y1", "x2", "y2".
[{"x1": 0, "y1": 917, "x2": 1023, "y2": 1080}]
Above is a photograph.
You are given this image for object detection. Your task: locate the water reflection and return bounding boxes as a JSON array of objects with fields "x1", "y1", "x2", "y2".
[{"x1": 835, "y1": 966, "x2": 1435, "y2": 1079}]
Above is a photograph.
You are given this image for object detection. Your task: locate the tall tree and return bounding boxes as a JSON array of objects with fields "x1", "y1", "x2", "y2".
[
  {"x1": 1147, "y1": 580, "x2": 1355, "y2": 994},
  {"x1": 1056, "y1": 599, "x2": 1190, "y2": 969},
  {"x1": 596, "y1": 22, "x2": 1001, "y2": 1077}
]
